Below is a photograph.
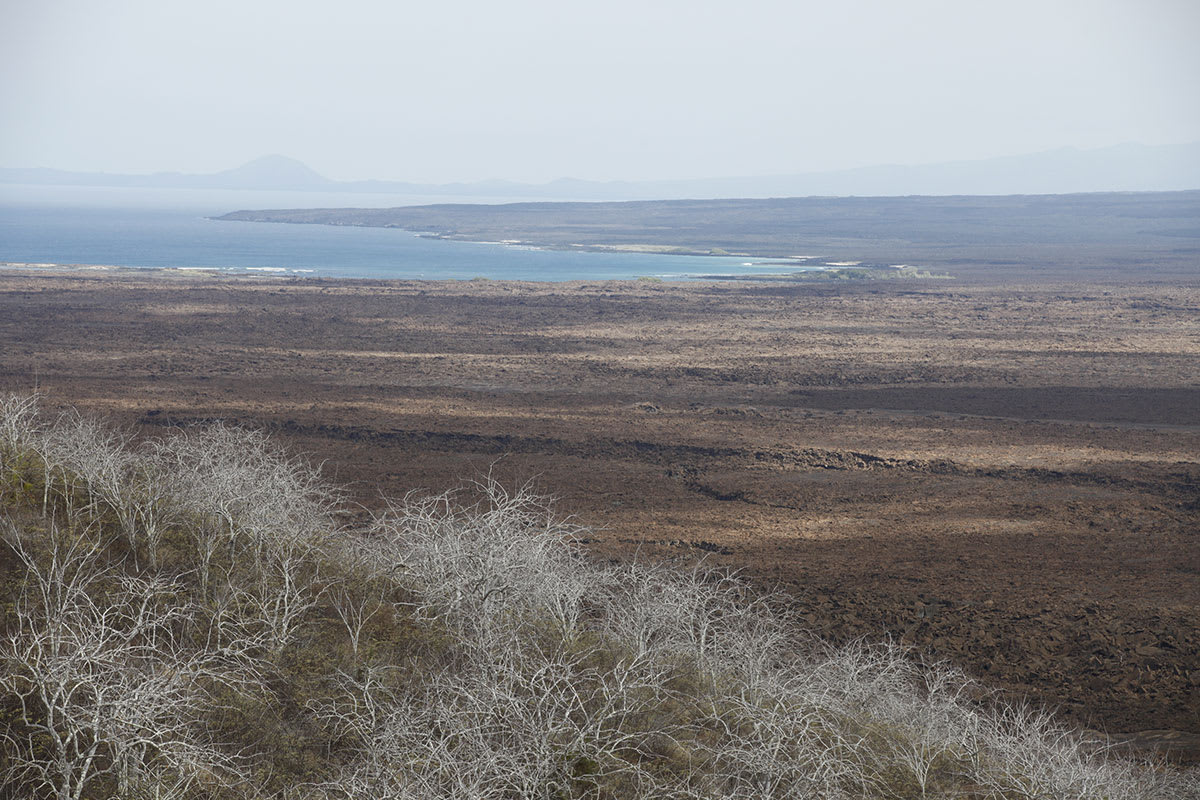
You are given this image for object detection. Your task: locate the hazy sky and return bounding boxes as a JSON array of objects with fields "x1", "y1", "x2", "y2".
[{"x1": 2, "y1": 0, "x2": 1198, "y2": 183}]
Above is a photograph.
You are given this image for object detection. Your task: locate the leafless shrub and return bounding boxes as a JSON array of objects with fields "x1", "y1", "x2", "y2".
[
  {"x1": 0, "y1": 521, "x2": 249, "y2": 800},
  {"x1": 0, "y1": 393, "x2": 51, "y2": 519},
  {"x1": 363, "y1": 477, "x2": 592, "y2": 650},
  {"x1": 0, "y1": 400, "x2": 177, "y2": 570},
  {"x1": 247, "y1": 535, "x2": 323, "y2": 657},
  {"x1": 599, "y1": 560, "x2": 789, "y2": 681},
  {"x1": 317, "y1": 639, "x2": 679, "y2": 800},
  {"x1": 968, "y1": 702, "x2": 1200, "y2": 800},
  {"x1": 0, "y1": 391, "x2": 42, "y2": 468},
  {"x1": 122, "y1": 438, "x2": 185, "y2": 570},
  {"x1": 154, "y1": 423, "x2": 336, "y2": 649},
  {"x1": 162, "y1": 424, "x2": 277, "y2": 534},
  {"x1": 162, "y1": 423, "x2": 336, "y2": 551},
  {"x1": 696, "y1": 687, "x2": 861, "y2": 799},
  {"x1": 26, "y1": 409, "x2": 124, "y2": 526}
]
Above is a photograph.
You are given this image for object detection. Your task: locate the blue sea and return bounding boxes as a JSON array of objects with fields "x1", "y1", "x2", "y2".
[{"x1": 0, "y1": 185, "x2": 795, "y2": 281}]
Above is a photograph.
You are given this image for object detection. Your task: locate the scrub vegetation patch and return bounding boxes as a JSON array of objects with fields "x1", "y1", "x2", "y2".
[{"x1": 2, "y1": 395, "x2": 1197, "y2": 799}]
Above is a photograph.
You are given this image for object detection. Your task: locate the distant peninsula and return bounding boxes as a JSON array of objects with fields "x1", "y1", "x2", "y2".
[{"x1": 215, "y1": 191, "x2": 1200, "y2": 282}]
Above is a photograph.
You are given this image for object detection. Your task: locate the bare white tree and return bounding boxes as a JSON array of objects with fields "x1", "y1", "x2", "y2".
[
  {"x1": 329, "y1": 582, "x2": 385, "y2": 661},
  {"x1": 247, "y1": 535, "x2": 322, "y2": 658},
  {"x1": 0, "y1": 392, "x2": 42, "y2": 471},
  {"x1": 28, "y1": 410, "x2": 122, "y2": 526},
  {"x1": 124, "y1": 439, "x2": 185, "y2": 570}
]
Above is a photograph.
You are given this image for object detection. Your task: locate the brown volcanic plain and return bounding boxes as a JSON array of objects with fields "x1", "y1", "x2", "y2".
[{"x1": 1, "y1": 264, "x2": 1198, "y2": 758}]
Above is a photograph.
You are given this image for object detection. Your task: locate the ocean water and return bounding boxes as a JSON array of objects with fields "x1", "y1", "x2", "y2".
[{"x1": 0, "y1": 185, "x2": 791, "y2": 281}]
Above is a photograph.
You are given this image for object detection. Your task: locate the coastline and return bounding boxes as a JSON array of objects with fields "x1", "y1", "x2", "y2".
[
  {"x1": 205, "y1": 219, "x2": 955, "y2": 281},
  {"x1": 219, "y1": 214, "x2": 822, "y2": 262},
  {"x1": 414, "y1": 230, "x2": 779, "y2": 259},
  {"x1": 0, "y1": 261, "x2": 310, "y2": 278},
  {"x1": 0, "y1": 258, "x2": 950, "y2": 283},
  {"x1": 396, "y1": 233, "x2": 948, "y2": 279}
]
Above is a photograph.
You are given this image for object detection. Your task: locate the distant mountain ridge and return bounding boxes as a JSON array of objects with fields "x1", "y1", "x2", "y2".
[
  {"x1": 0, "y1": 155, "x2": 336, "y2": 192},
  {"x1": 4, "y1": 143, "x2": 1200, "y2": 199}
]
